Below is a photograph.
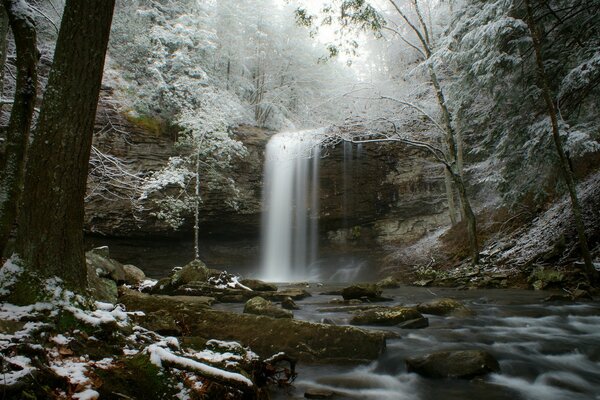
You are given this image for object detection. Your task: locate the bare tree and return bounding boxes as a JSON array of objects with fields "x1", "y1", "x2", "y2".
[
  {"x1": 523, "y1": 0, "x2": 597, "y2": 280},
  {"x1": 0, "y1": 0, "x2": 38, "y2": 257}
]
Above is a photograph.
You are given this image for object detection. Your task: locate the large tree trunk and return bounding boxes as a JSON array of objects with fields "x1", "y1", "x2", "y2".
[
  {"x1": 0, "y1": 0, "x2": 38, "y2": 257},
  {"x1": 0, "y1": 6, "x2": 9, "y2": 100},
  {"x1": 16, "y1": 0, "x2": 115, "y2": 291},
  {"x1": 450, "y1": 169, "x2": 479, "y2": 265},
  {"x1": 524, "y1": 0, "x2": 597, "y2": 281}
]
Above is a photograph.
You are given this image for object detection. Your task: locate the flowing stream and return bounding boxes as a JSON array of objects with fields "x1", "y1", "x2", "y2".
[
  {"x1": 220, "y1": 286, "x2": 600, "y2": 400},
  {"x1": 260, "y1": 130, "x2": 322, "y2": 282}
]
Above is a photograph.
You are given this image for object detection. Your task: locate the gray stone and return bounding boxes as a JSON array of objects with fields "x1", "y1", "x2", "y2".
[
  {"x1": 244, "y1": 296, "x2": 293, "y2": 319},
  {"x1": 416, "y1": 298, "x2": 473, "y2": 316},
  {"x1": 406, "y1": 350, "x2": 500, "y2": 379},
  {"x1": 281, "y1": 296, "x2": 300, "y2": 310},
  {"x1": 239, "y1": 279, "x2": 277, "y2": 292},
  {"x1": 123, "y1": 264, "x2": 146, "y2": 285},
  {"x1": 341, "y1": 284, "x2": 382, "y2": 301},
  {"x1": 350, "y1": 306, "x2": 423, "y2": 326},
  {"x1": 85, "y1": 247, "x2": 126, "y2": 283}
]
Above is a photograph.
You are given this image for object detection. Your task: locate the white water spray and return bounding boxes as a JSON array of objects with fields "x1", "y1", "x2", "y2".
[{"x1": 260, "y1": 130, "x2": 322, "y2": 281}]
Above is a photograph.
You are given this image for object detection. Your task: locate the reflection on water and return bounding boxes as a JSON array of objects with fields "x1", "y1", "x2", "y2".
[{"x1": 267, "y1": 287, "x2": 600, "y2": 400}]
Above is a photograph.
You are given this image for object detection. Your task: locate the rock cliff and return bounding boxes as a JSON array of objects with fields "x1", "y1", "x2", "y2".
[{"x1": 86, "y1": 91, "x2": 450, "y2": 270}]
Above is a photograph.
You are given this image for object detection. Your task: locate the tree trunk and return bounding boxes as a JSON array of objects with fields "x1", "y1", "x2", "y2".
[
  {"x1": 194, "y1": 152, "x2": 201, "y2": 260},
  {"x1": 16, "y1": 0, "x2": 115, "y2": 291},
  {"x1": 450, "y1": 168, "x2": 479, "y2": 265},
  {"x1": 443, "y1": 168, "x2": 458, "y2": 225},
  {"x1": 0, "y1": 6, "x2": 9, "y2": 101},
  {"x1": 524, "y1": 0, "x2": 597, "y2": 280},
  {"x1": 0, "y1": 0, "x2": 38, "y2": 257},
  {"x1": 428, "y1": 64, "x2": 466, "y2": 223}
]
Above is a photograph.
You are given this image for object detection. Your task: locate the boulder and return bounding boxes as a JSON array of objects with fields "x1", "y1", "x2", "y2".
[
  {"x1": 87, "y1": 263, "x2": 118, "y2": 303},
  {"x1": 281, "y1": 296, "x2": 300, "y2": 310},
  {"x1": 85, "y1": 247, "x2": 126, "y2": 283},
  {"x1": 240, "y1": 279, "x2": 278, "y2": 292},
  {"x1": 350, "y1": 306, "x2": 423, "y2": 326},
  {"x1": 123, "y1": 264, "x2": 146, "y2": 285},
  {"x1": 406, "y1": 350, "x2": 500, "y2": 379},
  {"x1": 120, "y1": 289, "x2": 386, "y2": 363},
  {"x1": 397, "y1": 317, "x2": 429, "y2": 329},
  {"x1": 172, "y1": 259, "x2": 210, "y2": 286},
  {"x1": 244, "y1": 296, "x2": 293, "y2": 319},
  {"x1": 377, "y1": 276, "x2": 400, "y2": 289},
  {"x1": 416, "y1": 298, "x2": 473, "y2": 317},
  {"x1": 341, "y1": 284, "x2": 382, "y2": 301}
]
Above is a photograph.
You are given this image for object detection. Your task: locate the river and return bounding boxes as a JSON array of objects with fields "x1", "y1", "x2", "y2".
[{"x1": 218, "y1": 285, "x2": 600, "y2": 400}]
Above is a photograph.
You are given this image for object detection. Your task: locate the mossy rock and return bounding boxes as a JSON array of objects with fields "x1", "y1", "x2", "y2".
[
  {"x1": 341, "y1": 284, "x2": 383, "y2": 301},
  {"x1": 350, "y1": 306, "x2": 423, "y2": 326},
  {"x1": 120, "y1": 289, "x2": 386, "y2": 363},
  {"x1": 86, "y1": 247, "x2": 126, "y2": 283},
  {"x1": 244, "y1": 296, "x2": 293, "y2": 319},
  {"x1": 416, "y1": 298, "x2": 473, "y2": 317},
  {"x1": 240, "y1": 279, "x2": 278, "y2": 292},
  {"x1": 406, "y1": 350, "x2": 500, "y2": 379},
  {"x1": 172, "y1": 259, "x2": 210, "y2": 285}
]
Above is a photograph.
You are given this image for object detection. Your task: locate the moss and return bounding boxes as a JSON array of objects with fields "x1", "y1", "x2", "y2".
[
  {"x1": 4, "y1": 272, "x2": 44, "y2": 305},
  {"x1": 96, "y1": 354, "x2": 178, "y2": 399},
  {"x1": 125, "y1": 113, "x2": 164, "y2": 136}
]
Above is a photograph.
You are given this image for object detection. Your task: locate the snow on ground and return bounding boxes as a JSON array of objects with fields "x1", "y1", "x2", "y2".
[
  {"x1": 0, "y1": 270, "x2": 258, "y2": 397},
  {"x1": 500, "y1": 171, "x2": 600, "y2": 266}
]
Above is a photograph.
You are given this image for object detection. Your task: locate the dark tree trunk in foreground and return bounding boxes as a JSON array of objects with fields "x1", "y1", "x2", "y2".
[
  {"x1": 524, "y1": 0, "x2": 597, "y2": 281},
  {"x1": 0, "y1": 6, "x2": 9, "y2": 99},
  {"x1": 16, "y1": 0, "x2": 115, "y2": 291},
  {"x1": 0, "y1": 0, "x2": 38, "y2": 257}
]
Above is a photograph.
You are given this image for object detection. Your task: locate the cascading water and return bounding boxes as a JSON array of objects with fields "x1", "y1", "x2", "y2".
[{"x1": 260, "y1": 130, "x2": 322, "y2": 282}]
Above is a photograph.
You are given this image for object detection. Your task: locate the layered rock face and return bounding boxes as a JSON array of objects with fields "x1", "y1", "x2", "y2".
[{"x1": 86, "y1": 94, "x2": 449, "y2": 269}]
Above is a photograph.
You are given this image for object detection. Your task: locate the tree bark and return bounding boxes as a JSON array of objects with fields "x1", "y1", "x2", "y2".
[
  {"x1": 0, "y1": 6, "x2": 9, "y2": 101},
  {"x1": 16, "y1": 0, "x2": 115, "y2": 291},
  {"x1": 524, "y1": 0, "x2": 597, "y2": 280},
  {"x1": 0, "y1": 0, "x2": 38, "y2": 257}
]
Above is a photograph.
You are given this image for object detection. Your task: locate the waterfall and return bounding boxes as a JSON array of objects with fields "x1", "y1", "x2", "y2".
[{"x1": 260, "y1": 130, "x2": 322, "y2": 281}]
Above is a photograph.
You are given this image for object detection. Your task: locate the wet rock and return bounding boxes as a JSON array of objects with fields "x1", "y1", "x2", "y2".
[
  {"x1": 172, "y1": 259, "x2": 211, "y2": 286},
  {"x1": 85, "y1": 247, "x2": 126, "y2": 283},
  {"x1": 240, "y1": 279, "x2": 277, "y2": 292},
  {"x1": 123, "y1": 264, "x2": 146, "y2": 285},
  {"x1": 341, "y1": 284, "x2": 383, "y2": 301},
  {"x1": 406, "y1": 350, "x2": 500, "y2": 379},
  {"x1": 244, "y1": 297, "x2": 293, "y2": 319},
  {"x1": 377, "y1": 276, "x2": 400, "y2": 289},
  {"x1": 87, "y1": 263, "x2": 118, "y2": 303},
  {"x1": 281, "y1": 296, "x2": 300, "y2": 310},
  {"x1": 350, "y1": 306, "x2": 423, "y2": 326},
  {"x1": 137, "y1": 310, "x2": 182, "y2": 336},
  {"x1": 397, "y1": 317, "x2": 429, "y2": 329},
  {"x1": 305, "y1": 389, "x2": 335, "y2": 399},
  {"x1": 416, "y1": 298, "x2": 473, "y2": 316},
  {"x1": 120, "y1": 289, "x2": 386, "y2": 363}
]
